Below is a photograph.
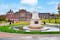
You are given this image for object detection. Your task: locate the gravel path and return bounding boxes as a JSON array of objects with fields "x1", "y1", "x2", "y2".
[
  {"x1": 0, "y1": 32, "x2": 60, "y2": 40},
  {"x1": 0, "y1": 23, "x2": 9, "y2": 26}
]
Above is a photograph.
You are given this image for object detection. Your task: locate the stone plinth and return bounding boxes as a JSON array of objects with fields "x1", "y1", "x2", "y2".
[
  {"x1": 29, "y1": 26, "x2": 42, "y2": 29},
  {"x1": 29, "y1": 11, "x2": 42, "y2": 29}
]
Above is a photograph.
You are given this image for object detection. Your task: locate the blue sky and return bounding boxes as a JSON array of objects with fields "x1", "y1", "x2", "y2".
[{"x1": 0, "y1": 0, "x2": 60, "y2": 15}]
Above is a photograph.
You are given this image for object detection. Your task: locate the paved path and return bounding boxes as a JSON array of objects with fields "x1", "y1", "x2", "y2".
[
  {"x1": 0, "y1": 32, "x2": 60, "y2": 40},
  {"x1": 0, "y1": 23, "x2": 9, "y2": 26}
]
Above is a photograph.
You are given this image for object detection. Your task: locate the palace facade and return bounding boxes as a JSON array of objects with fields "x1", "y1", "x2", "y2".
[{"x1": 6, "y1": 9, "x2": 50, "y2": 22}]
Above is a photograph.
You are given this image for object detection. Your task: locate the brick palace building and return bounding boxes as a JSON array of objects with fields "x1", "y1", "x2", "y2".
[{"x1": 6, "y1": 9, "x2": 50, "y2": 22}]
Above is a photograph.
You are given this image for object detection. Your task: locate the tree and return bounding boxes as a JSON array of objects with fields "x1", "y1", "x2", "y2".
[{"x1": 0, "y1": 15, "x2": 6, "y2": 21}]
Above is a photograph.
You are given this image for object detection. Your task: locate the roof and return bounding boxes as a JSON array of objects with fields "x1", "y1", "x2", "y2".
[{"x1": 39, "y1": 13, "x2": 50, "y2": 15}]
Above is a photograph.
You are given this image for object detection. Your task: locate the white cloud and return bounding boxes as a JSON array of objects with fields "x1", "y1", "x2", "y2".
[
  {"x1": 20, "y1": 7, "x2": 26, "y2": 9},
  {"x1": 37, "y1": 6, "x2": 42, "y2": 9},
  {"x1": 48, "y1": 2, "x2": 55, "y2": 5},
  {"x1": 20, "y1": 0, "x2": 38, "y2": 6},
  {"x1": 47, "y1": 1, "x2": 60, "y2": 14},
  {"x1": 47, "y1": 1, "x2": 59, "y2": 5}
]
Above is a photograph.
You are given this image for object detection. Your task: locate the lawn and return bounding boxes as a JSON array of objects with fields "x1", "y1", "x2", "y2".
[
  {"x1": 11, "y1": 21, "x2": 30, "y2": 26},
  {"x1": 41, "y1": 19, "x2": 60, "y2": 24},
  {"x1": 10, "y1": 19, "x2": 60, "y2": 26},
  {"x1": 0, "y1": 25, "x2": 60, "y2": 34},
  {"x1": 0, "y1": 19, "x2": 60, "y2": 25}
]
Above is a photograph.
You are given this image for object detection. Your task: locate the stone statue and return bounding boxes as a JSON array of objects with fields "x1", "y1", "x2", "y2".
[{"x1": 29, "y1": 10, "x2": 42, "y2": 29}]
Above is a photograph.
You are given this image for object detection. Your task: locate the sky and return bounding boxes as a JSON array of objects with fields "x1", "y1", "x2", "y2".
[{"x1": 0, "y1": 0, "x2": 60, "y2": 15}]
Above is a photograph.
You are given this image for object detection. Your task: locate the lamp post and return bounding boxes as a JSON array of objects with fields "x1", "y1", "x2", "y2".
[
  {"x1": 55, "y1": 17, "x2": 56, "y2": 23},
  {"x1": 49, "y1": 16, "x2": 51, "y2": 23}
]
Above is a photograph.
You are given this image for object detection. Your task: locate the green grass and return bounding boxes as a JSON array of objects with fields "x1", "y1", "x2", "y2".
[
  {"x1": 8, "y1": 19, "x2": 60, "y2": 26},
  {"x1": 0, "y1": 19, "x2": 60, "y2": 25},
  {"x1": 0, "y1": 25, "x2": 60, "y2": 34},
  {"x1": 41, "y1": 19, "x2": 60, "y2": 24}
]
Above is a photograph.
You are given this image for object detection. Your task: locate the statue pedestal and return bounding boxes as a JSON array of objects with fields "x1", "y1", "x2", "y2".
[
  {"x1": 29, "y1": 11, "x2": 42, "y2": 30},
  {"x1": 29, "y1": 25, "x2": 42, "y2": 29},
  {"x1": 29, "y1": 19, "x2": 42, "y2": 29}
]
